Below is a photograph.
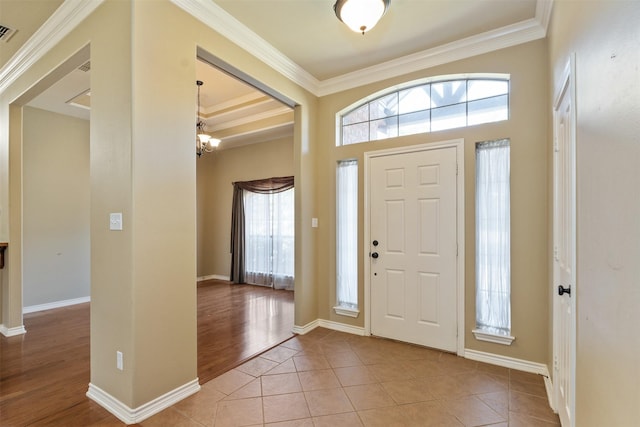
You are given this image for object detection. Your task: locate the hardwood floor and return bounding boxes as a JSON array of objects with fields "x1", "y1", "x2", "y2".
[{"x1": 0, "y1": 280, "x2": 294, "y2": 426}]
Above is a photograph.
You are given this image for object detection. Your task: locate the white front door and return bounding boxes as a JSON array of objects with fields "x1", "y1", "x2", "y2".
[
  {"x1": 369, "y1": 145, "x2": 458, "y2": 351},
  {"x1": 553, "y1": 58, "x2": 576, "y2": 427}
]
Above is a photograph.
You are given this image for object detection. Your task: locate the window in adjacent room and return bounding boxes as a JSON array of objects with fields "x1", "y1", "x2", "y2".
[
  {"x1": 473, "y1": 139, "x2": 514, "y2": 345},
  {"x1": 335, "y1": 159, "x2": 359, "y2": 317}
]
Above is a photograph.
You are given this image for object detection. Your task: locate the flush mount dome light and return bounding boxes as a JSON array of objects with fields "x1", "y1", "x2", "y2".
[{"x1": 334, "y1": 0, "x2": 390, "y2": 35}]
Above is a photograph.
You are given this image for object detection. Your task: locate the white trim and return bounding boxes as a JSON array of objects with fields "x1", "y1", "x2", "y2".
[
  {"x1": 317, "y1": 18, "x2": 545, "y2": 96},
  {"x1": 464, "y1": 349, "x2": 550, "y2": 377},
  {"x1": 544, "y1": 374, "x2": 556, "y2": 412},
  {"x1": 333, "y1": 306, "x2": 360, "y2": 318},
  {"x1": 0, "y1": 324, "x2": 27, "y2": 337},
  {"x1": 0, "y1": 0, "x2": 104, "y2": 94},
  {"x1": 171, "y1": 0, "x2": 550, "y2": 97},
  {"x1": 197, "y1": 274, "x2": 230, "y2": 282},
  {"x1": 23, "y1": 296, "x2": 90, "y2": 314},
  {"x1": 86, "y1": 379, "x2": 200, "y2": 424},
  {"x1": 0, "y1": 0, "x2": 552, "y2": 98},
  {"x1": 292, "y1": 318, "x2": 367, "y2": 337},
  {"x1": 472, "y1": 329, "x2": 516, "y2": 346},
  {"x1": 318, "y1": 319, "x2": 366, "y2": 336},
  {"x1": 364, "y1": 139, "x2": 465, "y2": 356},
  {"x1": 292, "y1": 319, "x2": 321, "y2": 335}
]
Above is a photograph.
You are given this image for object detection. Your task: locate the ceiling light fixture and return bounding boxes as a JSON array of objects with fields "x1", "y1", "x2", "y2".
[
  {"x1": 196, "y1": 80, "x2": 221, "y2": 157},
  {"x1": 334, "y1": 0, "x2": 390, "y2": 35}
]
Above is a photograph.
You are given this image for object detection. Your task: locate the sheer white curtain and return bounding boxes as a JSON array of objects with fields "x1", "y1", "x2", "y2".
[
  {"x1": 336, "y1": 160, "x2": 358, "y2": 309},
  {"x1": 475, "y1": 139, "x2": 511, "y2": 335},
  {"x1": 244, "y1": 189, "x2": 294, "y2": 290}
]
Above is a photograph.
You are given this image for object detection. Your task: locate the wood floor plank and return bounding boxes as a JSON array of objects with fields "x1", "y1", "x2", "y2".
[{"x1": 0, "y1": 280, "x2": 294, "y2": 426}]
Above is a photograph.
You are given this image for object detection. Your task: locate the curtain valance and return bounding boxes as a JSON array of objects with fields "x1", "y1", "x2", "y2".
[{"x1": 232, "y1": 176, "x2": 294, "y2": 194}]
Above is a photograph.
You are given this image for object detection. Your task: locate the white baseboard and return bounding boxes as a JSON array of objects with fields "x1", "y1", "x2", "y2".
[
  {"x1": 292, "y1": 319, "x2": 321, "y2": 335},
  {"x1": 0, "y1": 324, "x2": 27, "y2": 337},
  {"x1": 23, "y1": 296, "x2": 90, "y2": 314},
  {"x1": 197, "y1": 274, "x2": 230, "y2": 282},
  {"x1": 464, "y1": 348, "x2": 550, "y2": 376},
  {"x1": 544, "y1": 374, "x2": 556, "y2": 411},
  {"x1": 87, "y1": 379, "x2": 200, "y2": 424},
  {"x1": 292, "y1": 318, "x2": 366, "y2": 337},
  {"x1": 318, "y1": 319, "x2": 367, "y2": 336}
]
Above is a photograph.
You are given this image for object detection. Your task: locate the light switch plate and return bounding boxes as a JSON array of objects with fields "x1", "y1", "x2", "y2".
[
  {"x1": 312, "y1": 218, "x2": 318, "y2": 228},
  {"x1": 110, "y1": 213, "x2": 123, "y2": 231}
]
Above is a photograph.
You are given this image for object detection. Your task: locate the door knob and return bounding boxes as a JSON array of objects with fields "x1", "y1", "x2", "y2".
[
  {"x1": 371, "y1": 252, "x2": 379, "y2": 259},
  {"x1": 558, "y1": 285, "x2": 571, "y2": 296}
]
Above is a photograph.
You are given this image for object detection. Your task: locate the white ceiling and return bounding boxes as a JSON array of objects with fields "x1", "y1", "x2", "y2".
[
  {"x1": 214, "y1": 0, "x2": 538, "y2": 81},
  {"x1": 23, "y1": 0, "x2": 548, "y2": 148}
]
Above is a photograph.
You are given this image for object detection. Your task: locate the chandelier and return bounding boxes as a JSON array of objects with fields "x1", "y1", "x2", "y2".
[{"x1": 196, "y1": 80, "x2": 220, "y2": 157}]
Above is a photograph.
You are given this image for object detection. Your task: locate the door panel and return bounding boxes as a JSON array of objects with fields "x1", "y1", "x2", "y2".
[
  {"x1": 553, "y1": 62, "x2": 576, "y2": 427},
  {"x1": 370, "y1": 146, "x2": 457, "y2": 351}
]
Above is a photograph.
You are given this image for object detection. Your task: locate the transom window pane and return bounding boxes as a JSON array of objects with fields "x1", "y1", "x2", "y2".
[{"x1": 338, "y1": 77, "x2": 509, "y2": 146}]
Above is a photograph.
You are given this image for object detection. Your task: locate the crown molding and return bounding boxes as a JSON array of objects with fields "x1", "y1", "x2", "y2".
[
  {"x1": 170, "y1": 0, "x2": 320, "y2": 94},
  {"x1": 0, "y1": 0, "x2": 103, "y2": 96},
  {"x1": 1, "y1": 0, "x2": 553, "y2": 99},
  {"x1": 316, "y1": 17, "x2": 547, "y2": 96}
]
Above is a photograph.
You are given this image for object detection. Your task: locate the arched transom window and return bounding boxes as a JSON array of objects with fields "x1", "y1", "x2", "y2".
[{"x1": 337, "y1": 75, "x2": 510, "y2": 146}]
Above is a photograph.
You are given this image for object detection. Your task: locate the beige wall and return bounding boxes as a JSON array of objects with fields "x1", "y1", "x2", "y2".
[
  {"x1": 196, "y1": 137, "x2": 294, "y2": 279},
  {"x1": 548, "y1": 2, "x2": 640, "y2": 425},
  {"x1": 316, "y1": 40, "x2": 550, "y2": 363},
  {"x1": 0, "y1": 0, "x2": 318, "y2": 411},
  {"x1": 23, "y1": 107, "x2": 90, "y2": 307}
]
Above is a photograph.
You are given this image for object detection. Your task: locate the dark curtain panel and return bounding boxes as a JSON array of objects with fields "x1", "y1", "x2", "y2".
[{"x1": 230, "y1": 176, "x2": 294, "y2": 284}]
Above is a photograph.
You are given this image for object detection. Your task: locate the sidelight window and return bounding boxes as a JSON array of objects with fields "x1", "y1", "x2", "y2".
[
  {"x1": 335, "y1": 160, "x2": 359, "y2": 316},
  {"x1": 474, "y1": 139, "x2": 514, "y2": 345}
]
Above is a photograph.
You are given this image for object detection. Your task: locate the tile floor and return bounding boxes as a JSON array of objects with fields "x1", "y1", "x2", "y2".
[{"x1": 142, "y1": 328, "x2": 560, "y2": 426}]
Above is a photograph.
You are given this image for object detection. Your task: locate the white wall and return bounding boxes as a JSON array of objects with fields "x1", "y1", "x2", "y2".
[{"x1": 23, "y1": 107, "x2": 90, "y2": 308}]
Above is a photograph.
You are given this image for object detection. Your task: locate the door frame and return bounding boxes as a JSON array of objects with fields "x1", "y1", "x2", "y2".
[
  {"x1": 363, "y1": 139, "x2": 465, "y2": 356},
  {"x1": 552, "y1": 54, "x2": 577, "y2": 425}
]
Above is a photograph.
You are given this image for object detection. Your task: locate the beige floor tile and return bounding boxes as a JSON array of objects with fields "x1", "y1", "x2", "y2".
[
  {"x1": 400, "y1": 401, "x2": 465, "y2": 427},
  {"x1": 343, "y1": 383, "x2": 396, "y2": 411},
  {"x1": 324, "y1": 350, "x2": 363, "y2": 368},
  {"x1": 510, "y1": 391, "x2": 560, "y2": 423},
  {"x1": 142, "y1": 407, "x2": 205, "y2": 427},
  {"x1": 304, "y1": 388, "x2": 354, "y2": 416},
  {"x1": 261, "y1": 346, "x2": 300, "y2": 363},
  {"x1": 173, "y1": 386, "x2": 226, "y2": 425},
  {"x1": 318, "y1": 340, "x2": 352, "y2": 354},
  {"x1": 208, "y1": 369, "x2": 257, "y2": 395},
  {"x1": 476, "y1": 391, "x2": 509, "y2": 418},
  {"x1": 367, "y1": 361, "x2": 414, "y2": 382},
  {"x1": 357, "y1": 406, "x2": 408, "y2": 426},
  {"x1": 510, "y1": 371, "x2": 545, "y2": 385},
  {"x1": 351, "y1": 348, "x2": 389, "y2": 365},
  {"x1": 298, "y1": 369, "x2": 341, "y2": 391},
  {"x1": 213, "y1": 397, "x2": 264, "y2": 427},
  {"x1": 510, "y1": 377, "x2": 548, "y2": 397},
  {"x1": 312, "y1": 412, "x2": 363, "y2": 427},
  {"x1": 454, "y1": 372, "x2": 508, "y2": 395},
  {"x1": 236, "y1": 357, "x2": 280, "y2": 377},
  {"x1": 292, "y1": 354, "x2": 330, "y2": 372},
  {"x1": 264, "y1": 358, "x2": 297, "y2": 375},
  {"x1": 381, "y1": 378, "x2": 436, "y2": 404},
  {"x1": 509, "y1": 411, "x2": 562, "y2": 426},
  {"x1": 441, "y1": 395, "x2": 506, "y2": 426},
  {"x1": 265, "y1": 419, "x2": 314, "y2": 427},
  {"x1": 225, "y1": 378, "x2": 263, "y2": 400},
  {"x1": 425, "y1": 374, "x2": 472, "y2": 399},
  {"x1": 261, "y1": 373, "x2": 302, "y2": 396},
  {"x1": 262, "y1": 392, "x2": 310, "y2": 424},
  {"x1": 280, "y1": 337, "x2": 323, "y2": 354},
  {"x1": 409, "y1": 359, "x2": 443, "y2": 378},
  {"x1": 333, "y1": 366, "x2": 377, "y2": 387},
  {"x1": 437, "y1": 353, "x2": 478, "y2": 375},
  {"x1": 476, "y1": 362, "x2": 510, "y2": 378}
]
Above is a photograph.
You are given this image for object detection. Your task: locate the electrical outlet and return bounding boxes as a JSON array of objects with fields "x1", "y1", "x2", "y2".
[{"x1": 116, "y1": 351, "x2": 123, "y2": 371}]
